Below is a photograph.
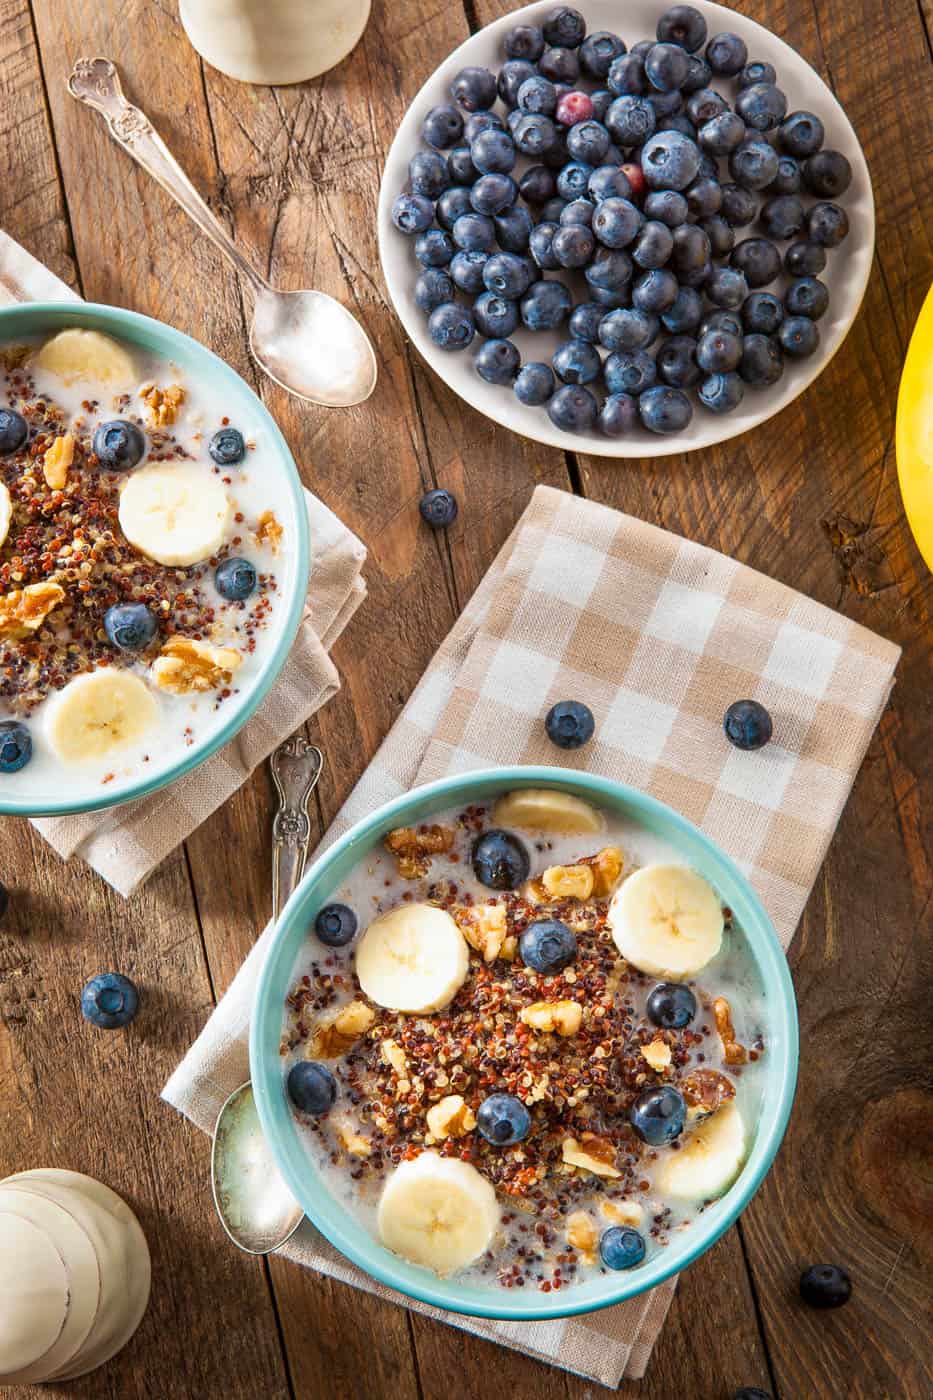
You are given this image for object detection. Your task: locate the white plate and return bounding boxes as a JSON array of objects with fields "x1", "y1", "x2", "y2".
[{"x1": 377, "y1": 0, "x2": 875, "y2": 457}]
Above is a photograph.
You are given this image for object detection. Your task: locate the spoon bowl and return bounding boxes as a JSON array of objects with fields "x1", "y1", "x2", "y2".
[
  {"x1": 251, "y1": 287, "x2": 377, "y2": 408},
  {"x1": 211, "y1": 1081, "x2": 304, "y2": 1256}
]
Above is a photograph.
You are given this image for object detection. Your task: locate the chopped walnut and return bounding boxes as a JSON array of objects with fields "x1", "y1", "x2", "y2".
[
  {"x1": 500, "y1": 935, "x2": 517, "y2": 961},
  {"x1": 425, "y1": 1094, "x2": 476, "y2": 1142},
  {"x1": 381, "y1": 1039, "x2": 409, "y2": 1076},
  {"x1": 151, "y1": 637, "x2": 242, "y2": 693},
  {"x1": 256, "y1": 510, "x2": 283, "y2": 554},
  {"x1": 0, "y1": 580, "x2": 65, "y2": 640},
  {"x1": 601, "y1": 1199, "x2": 645, "y2": 1228},
  {"x1": 580, "y1": 845, "x2": 624, "y2": 896},
  {"x1": 43, "y1": 432, "x2": 75, "y2": 490},
  {"x1": 521, "y1": 877, "x2": 549, "y2": 906},
  {"x1": 682, "y1": 1068, "x2": 736, "y2": 1119},
  {"x1": 542, "y1": 863, "x2": 595, "y2": 901},
  {"x1": 454, "y1": 902, "x2": 508, "y2": 962},
  {"x1": 566, "y1": 1210, "x2": 598, "y2": 1259},
  {"x1": 309, "y1": 999, "x2": 375, "y2": 1059},
  {"x1": 141, "y1": 383, "x2": 185, "y2": 427},
  {"x1": 562, "y1": 1132, "x2": 621, "y2": 1178},
  {"x1": 335, "y1": 1118, "x2": 371, "y2": 1157},
  {"x1": 520, "y1": 1000, "x2": 583, "y2": 1037},
  {"x1": 641, "y1": 1038, "x2": 672, "y2": 1072},
  {"x1": 384, "y1": 824, "x2": 455, "y2": 880},
  {"x1": 713, "y1": 996, "x2": 748, "y2": 1065}
]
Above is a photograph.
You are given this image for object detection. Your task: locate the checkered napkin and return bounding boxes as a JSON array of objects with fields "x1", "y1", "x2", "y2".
[
  {"x1": 0, "y1": 230, "x2": 367, "y2": 897},
  {"x1": 164, "y1": 484, "x2": 899, "y2": 1388}
]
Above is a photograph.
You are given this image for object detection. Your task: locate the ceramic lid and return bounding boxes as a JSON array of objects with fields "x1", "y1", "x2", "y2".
[{"x1": 0, "y1": 1212, "x2": 68, "y2": 1376}]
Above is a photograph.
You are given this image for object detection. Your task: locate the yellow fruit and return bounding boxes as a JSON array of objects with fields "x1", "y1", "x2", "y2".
[{"x1": 896, "y1": 283, "x2": 933, "y2": 573}]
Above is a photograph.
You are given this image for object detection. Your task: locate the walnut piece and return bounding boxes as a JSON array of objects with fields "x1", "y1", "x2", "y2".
[
  {"x1": 256, "y1": 510, "x2": 283, "y2": 554},
  {"x1": 381, "y1": 1038, "x2": 409, "y2": 1076},
  {"x1": 500, "y1": 934, "x2": 518, "y2": 961},
  {"x1": 580, "y1": 845, "x2": 624, "y2": 897},
  {"x1": 682, "y1": 1068, "x2": 736, "y2": 1119},
  {"x1": 521, "y1": 877, "x2": 549, "y2": 906},
  {"x1": 141, "y1": 383, "x2": 185, "y2": 427},
  {"x1": 308, "y1": 999, "x2": 375, "y2": 1059},
  {"x1": 384, "y1": 824, "x2": 454, "y2": 880},
  {"x1": 601, "y1": 1199, "x2": 645, "y2": 1228},
  {"x1": 151, "y1": 637, "x2": 242, "y2": 694},
  {"x1": 0, "y1": 580, "x2": 65, "y2": 640},
  {"x1": 425, "y1": 1094, "x2": 476, "y2": 1142},
  {"x1": 542, "y1": 863, "x2": 595, "y2": 901},
  {"x1": 43, "y1": 432, "x2": 75, "y2": 490},
  {"x1": 335, "y1": 1118, "x2": 371, "y2": 1156},
  {"x1": 562, "y1": 1132, "x2": 621, "y2": 1178},
  {"x1": 454, "y1": 902, "x2": 507, "y2": 962},
  {"x1": 566, "y1": 1210, "x2": 598, "y2": 1259},
  {"x1": 641, "y1": 1038, "x2": 672, "y2": 1072},
  {"x1": 713, "y1": 996, "x2": 748, "y2": 1065},
  {"x1": 520, "y1": 1000, "x2": 583, "y2": 1037}
]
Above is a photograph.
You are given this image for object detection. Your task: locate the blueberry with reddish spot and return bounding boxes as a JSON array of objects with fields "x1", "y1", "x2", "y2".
[
  {"x1": 724, "y1": 698, "x2": 773, "y2": 749},
  {"x1": 799, "y1": 1264, "x2": 852, "y2": 1309},
  {"x1": 472, "y1": 829, "x2": 531, "y2": 890},
  {"x1": 419, "y1": 488, "x2": 459, "y2": 529},
  {"x1": 288, "y1": 1061, "x2": 337, "y2": 1116},
  {"x1": 315, "y1": 903, "x2": 358, "y2": 947},
  {"x1": 555, "y1": 89, "x2": 594, "y2": 126},
  {"x1": 520, "y1": 918, "x2": 578, "y2": 974},
  {"x1": 81, "y1": 972, "x2": 139, "y2": 1030},
  {"x1": 600, "y1": 1226, "x2": 647, "y2": 1270},
  {"x1": 0, "y1": 408, "x2": 28, "y2": 456},
  {"x1": 94, "y1": 419, "x2": 147, "y2": 471},
  {"x1": 477, "y1": 1093, "x2": 531, "y2": 1146}
]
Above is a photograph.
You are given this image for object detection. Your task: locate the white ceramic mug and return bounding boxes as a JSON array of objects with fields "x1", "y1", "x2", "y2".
[{"x1": 179, "y1": 0, "x2": 372, "y2": 85}]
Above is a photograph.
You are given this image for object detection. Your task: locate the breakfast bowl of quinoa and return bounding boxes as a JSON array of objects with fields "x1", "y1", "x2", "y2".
[
  {"x1": 0, "y1": 303, "x2": 309, "y2": 815},
  {"x1": 251, "y1": 767, "x2": 798, "y2": 1320}
]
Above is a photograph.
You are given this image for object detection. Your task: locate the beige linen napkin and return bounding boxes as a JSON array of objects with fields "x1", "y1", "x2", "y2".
[
  {"x1": 165, "y1": 485, "x2": 900, "y2": 1387},
  {"x1": 0, "y1": 230, "x2": 367, "y2": 896}
]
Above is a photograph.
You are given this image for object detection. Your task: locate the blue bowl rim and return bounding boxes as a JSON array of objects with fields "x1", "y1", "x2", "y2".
[
  {"x1": 250, "y1": 765, "x2": 799, "y2": 1322},
  {"x1": 0, "y1": 300, "x2": 311, "y2": 817}
]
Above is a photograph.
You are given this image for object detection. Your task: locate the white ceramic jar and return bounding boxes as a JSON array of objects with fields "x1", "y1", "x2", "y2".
[{"x1": 179, "y1": 0, "x2": 372, "y2": 85}]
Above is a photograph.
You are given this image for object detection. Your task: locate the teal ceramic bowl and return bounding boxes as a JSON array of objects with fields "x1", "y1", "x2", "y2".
[
  {"x1": 251, "y1": 767, "x2": 798, "y2": 1321},
  {"x1": 0, "y1": 302, "x2": 310, "y2": 817}
]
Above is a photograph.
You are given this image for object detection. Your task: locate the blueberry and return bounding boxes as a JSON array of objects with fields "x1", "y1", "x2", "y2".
[
  {"x1": 464, "y1": 111, "x2": 504, "y2": 143},
  {"x1": 630, "y1": 1084, "x2": 687, "y2": 1143},
  {"x1": 599, "y1": 308, "x2": 658, "y2": 352},
  {"x1": 738, "y1": 60, "x2": 777, "y2": 89},
  {"x1": 538, "y1": 45, "x2": 580, "y2": 83},
  {"x1": 802, "y1": 149, "x2": 851, "y2": 198},
  {"x1": 409, "y1": 150, "x2": 450, "y2": 198},
  {"x1": 560, "y1": 198, "x2": 595, "y2": 226},
  {"x1": 706, "y1": 30, "x2": 747, "y2": 74},
  {"x1": 721, "y1": 182, "x2": 758, "y2": 227},
  {"x1": 731, "y1": 238, "x2": 782, "y2": 289},
  {"x1": 580, "y1": 30, "x2": 626, "y2": 78},
  {"x1": 606, "y1": 95, "x2": 657, "y2": 146},
  {"x1": 0, "y1": 720, "x2": 32, "y2": 774},
  {"x1": 730, "y1": 139, "x2": 780, "y2": 191},
  {"x1": 735, "y1": 82, "x2": 787, "y2": 133},
  {"x1": 422, "y1": 104, "x2": 463, "y2": 149},
  {"x1": 392, "y1": 193, "x2": 434, "y2": 234},
  {"x1": 553, "y1": 224, "x2": 596, "y2": 268},
  {"x1": 608, "y1": 53, "x2": 648, "y2": 97},
  {"x1": 514, "y1": 362, "x2": 556, "y2": 406},
  {"x1": 207, "y1": 426, "x2": 246, "y2": 466},
  {"x1": 599, "y1": 1226, "x2": 647, "y2": 1270},
  {"x1": 639, "y1": 385, "x2": 692, "y2": 434},
  {"x1": 799, "y1": 1264, "x2": 852, "y2": 1309},
  {"x1": 518, "y1": 75, "x2": 558, "y2": 116},
  {"x1": 529, "y1": 222, "x2": 561, "y2": 270},
  {"x1": 779, "y1": 316, "x2": 820, "y2": 358},
  {"x1": 657, "y1": 4, "x2": 707, "y2": 51},
  {"x1": 598, "y1": 393, "x2": 638, "y2": 436},
  {"x1": 513, "y1": 112, "x2": 558, "y2": 161},
  {"x1": 785, "y1": 276, "x2": 829, "y2": 320},
  {"x1": 629, "y1": 40, "x2": 655, "y2": 60},
  {"x1": 657, "y1": 334, "x2": 701, "y2": 387},
  {"x1": 483, "y1": 252, "x2": 534, "y2": 299},
  {"x1": 678, "y1": 259, "x2": 712, "y2": 290},
  {"x1": 415, "y1": 229, "x2": 455, "y2": 268},
  {"x1": 521, "y1": 280, "x2": 573, "y2": 330},
  {"x1": 543, "y1": 4, "x2": 585, "y2": 46},
  {"x1": 547, "y1": 383, "x2": 598, "y2": 431},
  {"x1": 567, "y1": 120, "x2": 611, "y2": 165},
  {"x1": 470, "y1": 173, "x2": 517, "y2": 216},
  {"x1": 498, "y1": 59, "x2": 537, "y2": 109},
  {"x1": 696, "y1": 328, "x2": 742, "y2": 373},
  {"x1": 471, "y1": 128, "x2": 516, "y2": 177},
  {"x1": 504, "y1": 24, "x2": 545, "y2": 62},
  {"x1": 94, "y1": 419, "x2": 146, "y2": 471},
  {"x1": 475, "y1": 338, "x2": 521, "y2": 385},
  {"x1": 495, "y1": 205, "x2": 534, "y2": 253},
  {"x1": 520, "y1": 916, "x2": 578, "y2": 972},
  {"x1": 724, "y1": 697, "x2": 773, "y2": 749},
  {"x1": 477, "y1": 1093, "x2": 531, "y2": 1146},
  {"x1": 419, "y1": 487, "x2": 459, "y2": 528},
  {"x1": 450, "y1": 249, "x2": 489, "y2": 293},
  {"x1": 640, "y1": 129, "x2": 701, "y2": 190},
  {"x1": 671, "y1": 222, "x2": 711, "y2": 273},
  {"x1": 436, "y1": 187, "x2": 473, "y2": 230},
  {"x1": 698, "y1": 111, "x2": 746, "y2": 156},
  {"x1": 742, "y1": 292, "x2": 784, "y2": 335},
  {"x1": 447, "y1": 146, "x2": 479, "y2": 185},
  {"x1": 632, "y1": 267, "x2": 679, "y2": 313},
  {"x1": 586, "y1": 246, "x2": 635, "y2": 302},
  {"x1": 701, "y1": 309, "x2": 744, "y2": 339},
  {"x1": 314, "y1": 903, "x2": 359, "y2": 947},
  {"x1": 452, "y1": 212, "x2": 495, "y2": 251},
  {"x1": 554, "y1": 339, "x2": 602, "y2": 386},
  {"x1": 81, "y1": 972, "x2": 140, "y2": 1030},
  {"x1": 701, "y1": 214, "x2": 735, "y2": 258},
  {"x1": 472, "y1": 829, "x2": 530, "y2": 890},
  {"x1": 556, "y1": 161, "x2": 593, "y2": 201},
  {"x1": 451, "y1": 66, "x2": 497, "y2": 112},
  {"x1": 685, "y1": 175, "x2": 722, "y2": 219},
  {"x1": 592, "y1": 196, "x2": 643, "y2": 248},
  {"x1": 428, "y1": 302, "x2": 476, "y2": 351},
  {"x1": 808, "y1": 201, "x2": 849, "y2": 248},
  {"x1": 647, "y1": 981, "x2": 698, "y2": 1029},
  {"x1": 520, "y1": 165, "x2": 557, "y2": 204},
  {"x1": 644, "y1": 41, "x2": 690, "y2": 92},
  {"x1": 681, "y1": 54, "x2": 712, "y2": 94},
  {"x1": 473, "y1": 292, "x2": 519, "y2": 339},
  {"x1": 0, "y1": 408, "x2": 28, "y2": 456},
  {"x1": 543, "y1": 129, "x2": 571, "y2": 170},
  {"x1": 698, "y1": 370, "x2": 744, "y2": 413},
  {"x1": 739, "y1": 334, "x2": 783, "y2": 387},
  {"x1": 767, "y1": 156, "x2": 801, "y2": 196},
  {"x1": 541, "y1": 196, "x2": 568, "y2": 221},
  {"x1": 585, "y1": 169, "x2": 626, "y2": 207},
  {"x1": 287, "y1": 1061, "x2": 337, "y2": 1116},
  {"x1": 605, "y1": 349, "x2": 656, "y2": 396},
  {"x1": 760, "y1": 195, "x2": 805, "y2": 241},
  {"x1": 104, "y1": 601, "x2": 159, "y2": 651},
  {"x1": 662, "y1": 286, "x2": 703, "y2": 334},
  {"x1": 784, "y1": 241, "x2": 826, "y2": 278},
  {"x1": 644, "y1": 189, "x2": 688, "y2": 226},
  {"x1": 779, "y1": 110, "x2": 825, "y2": 158}
]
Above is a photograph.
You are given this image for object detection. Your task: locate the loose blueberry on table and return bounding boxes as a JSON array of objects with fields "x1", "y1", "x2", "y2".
[
  {"x1": 799, "y1": 1263, "x2": 852, "y2": 1308},
  {"x1": 419, "y1": 486, "x2": 459, "y2": 528},
  {"x1": 80, "y1": 972, "x2": 140, "y2": 1030}
]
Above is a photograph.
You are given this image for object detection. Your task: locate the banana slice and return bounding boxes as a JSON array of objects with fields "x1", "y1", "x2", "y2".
[
  {"x1": 609, "y1": 863, "x2": 723, "y2": 979},
  {"x1": 0, "y1": 483, "x2": 11, "y2": 548},
  {"x1": 492, "y1": 788, "x2": 605, "y2": 835},
  {"x1": 656, "y1": 1101, "x2": 746, "y2": 1201},
  {"x1": 31, "y1": 329, "x2": 136, "y2": 388},
  {"x1": 355, "y1": 904, "x2": 469, "y2": 1013},
  {"x1": 377, "y1": 1151, "x2": 499, "y2": 1275},
  {"x1": 118, "y1": 463, "x2": 230, "y2": 567},
  {"x1": 45, "y1": 669, "x2": 158, "y2": 762}
]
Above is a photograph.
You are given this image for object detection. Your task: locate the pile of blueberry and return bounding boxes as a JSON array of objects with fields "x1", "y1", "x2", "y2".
[{"x1": 391, "y1": 4, "x2": 852, "y2": 438}]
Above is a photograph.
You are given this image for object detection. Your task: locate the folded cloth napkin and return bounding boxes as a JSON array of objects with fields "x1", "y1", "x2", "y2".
[
  {"x1": 165, "y1": 484, "x2": 900, "y2": 1387},
  {"x1": 0, "y1": 230, "x2": 367, "y2": 897}
]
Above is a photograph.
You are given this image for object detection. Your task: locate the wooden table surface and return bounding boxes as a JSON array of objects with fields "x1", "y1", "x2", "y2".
[{"x1": 0, "y1": 0, "x2": 930, "y2": 1395}]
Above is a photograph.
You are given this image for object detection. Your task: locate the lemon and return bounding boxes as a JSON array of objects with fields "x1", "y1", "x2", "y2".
[{"x1": 896, "y1": 283, "x2": 933, "y2": 573}]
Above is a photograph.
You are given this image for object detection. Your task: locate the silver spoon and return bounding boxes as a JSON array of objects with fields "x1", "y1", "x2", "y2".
[
  {"x1": 210, "y1": 737, "x2": 323, "y2": 1254},
  {"x1": 68, "y1": 58, "x2": 377, "y2": 409}
]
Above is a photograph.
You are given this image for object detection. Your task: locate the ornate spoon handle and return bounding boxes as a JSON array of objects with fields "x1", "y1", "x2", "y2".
[
  {"x1": 269, "y1": 738, "x2": 324, "y2": 920},
  {"x1": 68, "y1": 56, "x2": 267, "y2": 296}
]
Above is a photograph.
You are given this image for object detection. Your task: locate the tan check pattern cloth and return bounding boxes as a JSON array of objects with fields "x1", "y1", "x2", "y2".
[
  {"x1": 0, "y1": 230, "x2": 367, "y2": 897},
  {"x1": 165, "y1": 485, "x2": 899, "y2": 1388}
]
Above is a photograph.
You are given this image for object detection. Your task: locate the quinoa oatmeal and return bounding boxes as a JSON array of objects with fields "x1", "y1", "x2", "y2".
[{"x1": 281, "y1": 787, "x2": 767, "y2": 1291}]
